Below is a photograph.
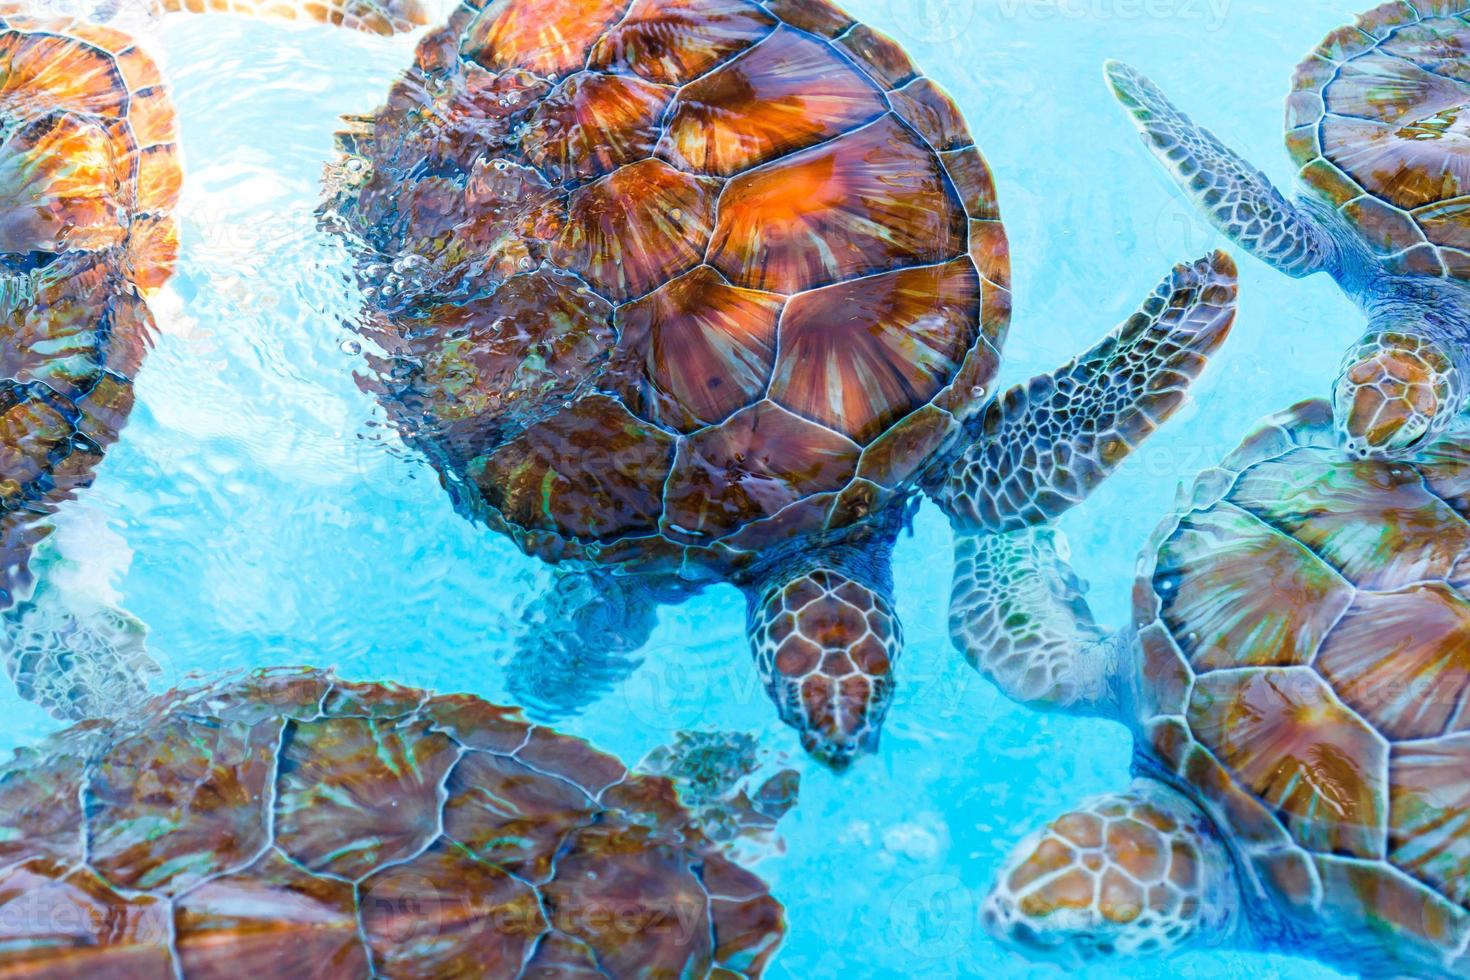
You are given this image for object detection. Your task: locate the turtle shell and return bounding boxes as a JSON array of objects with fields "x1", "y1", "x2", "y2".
[
  {"x1": 334, "y1": 0, "x2": 1008, "y2": 577},
  {"x1": 0, "y1": 16, "x2": 180, "y2": 284},
  {"x1": 0, "y1": 668, "x2": 785, "y2": 977},
  {"x1": 1286, "y1": 1, "x2": 1470, "y2": 279},
  {"x1": 1133, "y1": 399, "x2": 1470, "y2": 974},
  {"x1": 0, "y1": 18, "x2": 178, "y2": 606}
]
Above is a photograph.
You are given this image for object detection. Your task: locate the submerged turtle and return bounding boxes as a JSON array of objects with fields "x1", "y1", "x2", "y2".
[
  {"x1": 640, "y1": 729, "x2": 800, "y2": 859},
  {"x1": 0, "y1": 666, "x2": 786, "y2": 976},
  {"x1": 0, "y1": 9, "x2": 181, "y2": 717},
  {"x1": 967, "y1": 399, "x2": 1470, "y2": 977},
  {"x1": 325, "y1": 0, "x2": 1240, "y2": 766},
  {"x1": 1107, "y1": 2, "x2": 1470, "y2": 459},
  {"x1": 0, "y1": 0, "x2": 433, "y2": 718}
]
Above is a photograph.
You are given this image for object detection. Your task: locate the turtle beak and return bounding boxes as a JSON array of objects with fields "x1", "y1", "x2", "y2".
[{"x1": 799, "y1": 725, "x2": 881, "y2": 772}]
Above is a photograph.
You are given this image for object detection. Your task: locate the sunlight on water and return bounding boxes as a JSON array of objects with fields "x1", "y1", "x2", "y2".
[{"x1": 0, "y1": 2, "x2": 1376, "y2": 976}]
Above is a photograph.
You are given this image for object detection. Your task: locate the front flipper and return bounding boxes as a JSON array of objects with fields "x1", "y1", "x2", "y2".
[
  {"x1": 1106, "y1": 62, "x2": 1334, "y2": 279},
  {"x1": 744, "y1": 521, "x2": 903, "y2": 770},
  {"x1": 983, "y1": 780, "x2": 1242, "y2": 965},
  {"x1": 506, "y1": 567, "x2": 666, "y2": 718},
  {"x1": 1, "y1": 521, "x2": 157, "y2": 721},
  {"x1": 950, "y1": 526, "x2": 1117, "y2": 716},
  {"x1": 936, "y1": 251, "x2": 1237, "y2": 531}
]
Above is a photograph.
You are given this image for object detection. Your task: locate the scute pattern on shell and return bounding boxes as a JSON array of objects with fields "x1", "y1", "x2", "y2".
[
  {"x1": 0, "y1": 669, "x2": 785, "y2": 977},
  {"x1": 990, "y1": 787, "x2": 1224, "y2": 953},
  {"x1": 329, "y1": 0, "x2": 1007, "y2": 577},
  {"x1": 1135, "y1": 400, "x2": 1470, "y2": 974},
  {"x1": 1287, "y1": 1, "x2": 1470, "y2": 278},
  {"x1": 0, "y1": 16, "x2": 176, "y2": 613}
]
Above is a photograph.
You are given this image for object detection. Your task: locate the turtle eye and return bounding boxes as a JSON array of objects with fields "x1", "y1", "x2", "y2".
[{"x1": 0, "y1": 251, "x2": 58, "y2": 273}]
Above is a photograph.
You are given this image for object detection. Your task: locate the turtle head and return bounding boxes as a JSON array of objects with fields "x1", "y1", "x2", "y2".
[
  {"x1": 745, "y1": 546, "x2": 903, "y2": 771},
  {"x1": 1334, "y1": 324, "x2": 1464, "y2": 458},
  {"x1": 982, "y1": 781, "x2": 1242, "y2": 967}
]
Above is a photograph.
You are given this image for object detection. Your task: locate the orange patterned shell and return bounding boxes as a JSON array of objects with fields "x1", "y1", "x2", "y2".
[
  {"x1": 336, "y1": 0, "x2": 1007, "y2": 576},
  {"x1": 0, "y1": 669, "x2": 785, "y2": 977},
  {"x1": 1286, "y1": 1, "x2": 1470, "y2": 279},
  {"x1": 0, "y1": 17, "x2": 177, "y2": 606},
  {"x1": 1134, "y1": 399, "x2": 1470, "y2": 970},
  {"x1": 0, "y1": 16, "x2": 180, "y2": 284}
]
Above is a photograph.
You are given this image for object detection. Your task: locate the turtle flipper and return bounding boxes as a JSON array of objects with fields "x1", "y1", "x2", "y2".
[
  {"x1": 506, "y1": 567, "x2": 665, "y2": 718},
  {"x1": 983, "y1": 780, "x2": 1242, "y2": 964},
  {"x1": 1, "y1": 519, "x2": 157, "y2": 721},
  {"x1": 949, "y1": 525, "x2": 1117, "y2": 715},
  {"x1": 936, "y1": 251, "x2": 1237, "y2": 531},
  {"x1": 744, "y1": 521, "x2": 903, "y2": 770},
  {"x1": 1106, "y1": 62, "x2": 1334, "y2": 279}
]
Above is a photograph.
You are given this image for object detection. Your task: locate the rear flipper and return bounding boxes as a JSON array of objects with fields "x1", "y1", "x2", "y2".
[
  {"x1": 1, "y1": 517, "x2": 156, "y2": 721},
  {"x1": 935, "y1": 252, "x2": 1235, "y2": 711},
  {"x1": 506, "y1": 567, "x2": 664, "y2": 719},
  {"x1": 1106, "y1": 62, "x2": 1335, "y2": 279},
  {"x1": 983, "y1": 780, "x2": 1241, "y2": 965},
  {"x1": 745, "y1": 519, "x2": 903, "y2": 770},
  {"x1": 950, "y1": 526, "x2": 1117, "y2": 716}
]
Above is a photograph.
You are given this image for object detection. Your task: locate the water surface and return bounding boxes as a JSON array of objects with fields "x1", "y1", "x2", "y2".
[{"x1": 0, "y1": 2, "x2": 1369, "y2": 976}]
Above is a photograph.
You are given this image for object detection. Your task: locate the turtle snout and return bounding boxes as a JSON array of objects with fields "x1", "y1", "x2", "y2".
[{"x1": 799, "y1": 726, "x2": 881, "y2": 772}]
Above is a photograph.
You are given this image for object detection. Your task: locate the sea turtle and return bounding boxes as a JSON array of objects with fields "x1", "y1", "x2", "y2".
[
  {"x1": 0, "y1": 666, "x2": 787, "y2": 976},
  {"x1": 640, "y1": 729, "x2": 800, "y2": 860},
  {"x1": 0, "y1": 0, "x2": 433, "y2": 719},
  {"x1": 323, "y1": 0, "x2": 1241, "y2": 766},
  {"x1": 965, "y1": 399, "x2": 1470, "y2": 978},
  {"x1": 1106, "y1": 2, "x2": 1470, "y2": 460}
]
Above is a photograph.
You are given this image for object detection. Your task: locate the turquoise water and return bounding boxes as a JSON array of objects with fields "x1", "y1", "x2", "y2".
[{"x1": 0, "y1": 1, "x2": 1373, "y2": 976}]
